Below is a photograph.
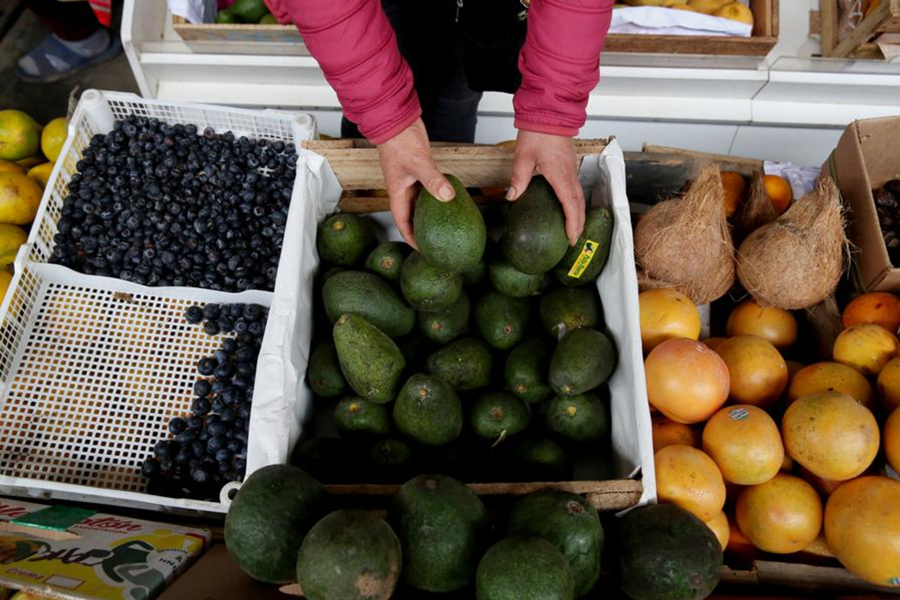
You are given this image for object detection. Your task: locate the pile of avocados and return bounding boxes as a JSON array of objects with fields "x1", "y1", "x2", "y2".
[{"x1": 300, "y1": 174, "x2": 619, "y2": 485}]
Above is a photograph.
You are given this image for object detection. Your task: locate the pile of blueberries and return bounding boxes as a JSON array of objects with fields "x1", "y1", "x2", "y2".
[
  {"x1": 141, "y1": 302, "x2": 268, "y2": 500},
  {"x1": 50, "y1": 115, "x2": 297, "y2": 292}
]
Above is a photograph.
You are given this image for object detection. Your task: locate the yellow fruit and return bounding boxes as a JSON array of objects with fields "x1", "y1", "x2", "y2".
[
  {"x1": 786, "y1": 362, "x2": 876, "y2": 410},
  {"x1": 688, "y1": 0, "x2": 731, "y2": 13},
  {"x1": 0, "y1": 110, "x2": 41, "y2": 161},
  {"x1": 833, "y1": 323, "x2": 900, "y2": 376},
  {"x1": 0, "y1": 271, "x2": 10, "y2": 302},
  {"x1": 702, "y1": 405, "x2": 783, "y2": 485},
  {"x1": 762, "y1": 174, "x2": 792, "y2": 214},
  {"x1": 652, "y1": 415, "x2": 700, "y2": 452},
  {"x1": 27, "y1": 162, "x2": 53, "y2": 190},
  {"x1": 624, "y1": 0, "x2": 688, "y2": 5},
  {"x1": 877, "y1": 356, "x2": 900, "y2": 414},
  {"x1": 714, "y1": 2, "x2": 754, "y2": 24},
  {"x1": 41, "y1": 117, "x2": 68, "y2": 163},
  {"x1": 825, "y1": 476, "x2": 900, "y2": 587},
  {"x1": 494, "y1": 140, "x2": 516, "y2": 147},
  {"x1": 782, "y1": 392, "x2": 879, "y2": 482},
  {"x1": 645, "y1": 338, "x2": 730, "y2": 424},
  {"x1": 654, "y1": 444, "x2": 726, "y2": 522},
  {"x1": 0, "y1": 223, "x2": 28, "y2": 269},
  {"x1": 0, "y1": 160, "x2": 25, "y2": 175},
  {"x1": 15, "y1": 155, "x2": 44, "y2": 169},
  {"x1": 798, "y1": 465, "x2": 845, "y2": 498},
  {"x1": 736, "y1": 473, "x2": 822, "y2": 554},
  {"x1": 671, "y1": 4, "x2": 698, "y2": 9},
  {"x1": 885, "y1": 407, "x2": 900, "y2": 475},
  {"x1": 715, "y1": 335, "x2": 788, "y2": 408},
  {"x1": 639, "y1": 288, "x2": 701, "y2": 353},
  {"x1": 726, "y1": 299, "x2": 797, "y2": 351},
  {"x1": 706, "y1": 510, "x2": 730, "y2": 550},
  {"x1": 803, "y1": 534, "x2": 835, "y2": 559},
  {"x1": 702, "y1": 337, "x2": 727, "y2": 352},
  {"x1": 721, "y1": 171, "x2": 747, "y2": 218},
  {"x1": 842, "y1": 291, "x2": 900, "y2": 333},
  {"x1": 0, "y1": 173, "x2": 42, "y2": 225}
]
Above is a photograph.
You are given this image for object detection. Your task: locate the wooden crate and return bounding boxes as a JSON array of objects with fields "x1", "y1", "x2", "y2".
[
  {"x1": 604, "y1": 0, "x2": 779, "y2": 56},
  {"x1": 171, "y1": 15, "x2": 301, "y2": 43},
  {"x1": 820, "y1": 0, "x2": 900, "y2": 58}
]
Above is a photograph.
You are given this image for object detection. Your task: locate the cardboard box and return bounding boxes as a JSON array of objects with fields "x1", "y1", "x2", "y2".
[
  {"x1": 825, "y1": 116, "x2": 900, "y2": 292},
  {"x1": 0, "y1": 498, "x2": 209, "y2": 600},
  {"x1": 157, "y1": 545, "x2": 284, "y2": 600}
]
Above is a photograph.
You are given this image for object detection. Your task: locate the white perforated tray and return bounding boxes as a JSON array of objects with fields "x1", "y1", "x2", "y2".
[{"x1": 0, "y1": 91, "x2": 314, "y2": 515}]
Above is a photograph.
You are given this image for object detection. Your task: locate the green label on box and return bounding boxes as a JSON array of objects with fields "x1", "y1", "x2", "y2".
[{"x1": 11, "y1": 505, "x2": 97, "y2": 532}]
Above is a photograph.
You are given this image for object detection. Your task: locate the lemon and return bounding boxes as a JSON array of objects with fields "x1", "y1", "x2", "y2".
[
  {"x1": 27, "y1": 163, "x2": 54, "y2": 189},
  {"x1": 41, "y1": 117, "x2": 68, "y2": 163},
  {"x1": 0, "y1": 110, "x2": 41, "y2": 161},
  {"x1": 0, "y1": 223, "x2": 27, "y2": 269},
  {"x1": 0, "y1": 160, "x2": 25, "y2": 175},
  {"x1": 0, "y1": 173, "x2": 42, "y2": 225},
  {"x1": 714, "y1": 1, "x2": 754, "y2": 24},
  {"x1": 15, "y1": 154, "x2": 44, "y2": 169}
]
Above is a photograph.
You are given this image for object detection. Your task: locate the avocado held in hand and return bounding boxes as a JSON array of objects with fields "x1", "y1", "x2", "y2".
[{"x1": 414, "y1": 174, "x2": 487, "y2": 273}]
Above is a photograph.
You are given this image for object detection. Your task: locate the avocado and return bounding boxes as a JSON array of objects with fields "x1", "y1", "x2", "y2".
[
  {"x1": 215, "y1": 9, "x2": 238, "y2": 23},
  {"x1": 425, "y1": 337, "x2": 493, "y2": 391},
  {"x1": 389, "y1": 474, "x2": 489, "y2": 592},
  {"x1": 474, "y1": 291, "x2": 530, "y2": 350},
  {"x1": 321, "y1": 266, "x2": 345, "y2": 281},
  {"x1": 317, "y1": 213, "x2": 376, "y2": 266},
  {"x1": 230, "y1": 0, "x2": 270, "y2": 22},
  {"x1": 545, "y1": 392, "x2": 610, "y2": 445},
  {"x1": 365, "y1": 241, "x2": 410, "y2": 282},
  {"x1": 414, "y1": 174, "x2": 487, "y2": 273},
  {"x1": 470, "y1": 391, "x2": 530, "y2": 443},
  {"x1": 333, "y1": 314, "x2": 405, "y2": 404},
  {"x1": 616, "y1": 504, "x2": 722, "y2": 600},
  {"x1": 400, "y1": 252, "x2": 464, "y2": 311},
  {"x1": 489, "y1": 257, "x2": 546, "y2": 297},
  {"x1": 370, "y1": 438, "x2": 414, "y2": 483},
  {"x1": 393, "y1": 374, "x2": 463, "y2": 446},
  {"x1": 418, "y1": 292, "x2": 470, "y2": 344},
  {"x1": 539, "y1": 287, "x2": 601, "y2": 338},
  {"x1": 258, "y1": 12, "x2": 277, "y2": 24},
  {"x1": 476, "y1": 535, "x2": 575, "y2": 600},
  {"x1": 510, "y1": 437, "x2": 570, "y2": 482},
  {"x1": 504, "y1": 338, "x2": 554, "y2": 403},
  {"x1": 549, "y1": 328, "x2": 615, "y2": 397},
  {"x1": 462, "y1": 252, "x2": 488, "y2": 287},
  {"x1": 296, "y1": 509, "x2": 402, "y2": 600},
  {"x1": 323, "y1": 270, "x2": 414, "y2": 338},
  {"x1": 555, "y1": 207, "x2": 614, "y2": 287},
  {"x1": 225, "y1": 465, "x2": 328, "y2": 584},
  {"x1": 307, "y1": 339, "x2": 347, "y2": 398},
  {"x1": 291, "y1": 437, "x2": 355, "y2": 484},
  {"x1": 507, "y1": 490, "x2": 603, "y2": 597},
  {"x1": 334, "y1": 396, "x2": 391, "y2": 439},
  {"x1": 502, "y1": 176, "x2": 569, "y2": 275}
]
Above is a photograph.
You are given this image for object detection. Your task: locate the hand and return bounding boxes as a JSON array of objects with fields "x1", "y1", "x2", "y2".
[
  {"x1": 377, "y1": 118, "x2": 455, "y2": 248},
  {"x1": 507, "y1": 130, "x2": 585, "y2": 245}
]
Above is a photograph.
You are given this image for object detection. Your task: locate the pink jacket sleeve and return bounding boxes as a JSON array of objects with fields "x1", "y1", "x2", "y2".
[
  {"x1": 265, "y1": 0, "x2": 421, "y2": 144},
  {"x1": 514, "y1": 0, "x2": 613, "y2": 137}
]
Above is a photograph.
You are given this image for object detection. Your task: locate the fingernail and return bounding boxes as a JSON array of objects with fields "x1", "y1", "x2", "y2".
[
  {"x1": 505, "y1": 187, "x2": 516, "y2": 201},
  {"x1": 439, "y1": 185, "x2": 454, "y2": 201}
]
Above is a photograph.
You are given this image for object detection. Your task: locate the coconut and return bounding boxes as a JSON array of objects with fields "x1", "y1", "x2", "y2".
[
  {"x1": 736, "y1": 176, "x2": 848, "y2": 310},
  {"x1": 634, "y1": 164, "x2": 734, "y2": 305},
  {"x1": 734, "y1": 172, "x2": 777, "y2": 244}
]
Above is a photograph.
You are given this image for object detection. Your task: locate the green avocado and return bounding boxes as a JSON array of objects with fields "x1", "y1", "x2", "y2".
[
  {"x1": 307, "y1": 339, "x2": 347, "y2": 398},
  {"x1": 370, "y1": 438, "x2": 414, "y2": 483},
  {"x1": 365, "y1": 241, "x2": 410, "y2": 282},
  {"x1": 417, "y1": 291, "x2": 470, "y2": 345},
  {"x1": 414, "y1": 174, "x2": 487, "y2": 273},
  {"x1": 489, "y1": 257, "x2": 546, "y2": 297},
  {"x1": 333, "y1": 314, "x2": 405, "y2": 404},
  {"x1": 461, "y1": 251, "x2": 488, "y2": 287},
  {"x1": 510, "y1": 437, "x2": 570, "y2": 482},
  {"x1": 425, "y1": 337, "x2": 493, "y2": 391},
  {"x1": 549, "y1": 328, "x2": 616, "y2": 397},
  {"x1": 539, "y1": 287, "x2": 601, "y2": 338},
  {"x1": 258, "y1": 12, "x2": 278, "y2": 24},
  {"x1": 504, "y1": 338, "x2": 554, "y2": 403},
  {"x1": 317, "y1": 213, "x2": 377, "y2": 266},
  {"x1": 474, "y1": 291, "x2": 530, "y2": 350},
  {"x1": 555, "y1": 207, "x2": 614, "y2": 287},
  {"x1": 323, "y1": 270, "x2": 414, "y2": 338},
  {"x1": 502, "y1": 176, "x2": 569, "y2": 275},
  {"x1": 215, "y1": 9, "x2": 238, "y2": 23},
  {"x1": 507, "y1": 490, "x2": 603, "y2": 597},
  {"x1": 400, "y1": 252, "x2": 464, "y2": 311},
  {"x1": 545, "y1": 392, "x2": 610, "y2": 444},
  {"x1": 393, "y1": 374, "x2": 463, "y2": 446},
  {"x1": 296, "y1": 509, "x2": 402, "y2": 600},
  {"x1": 334, "y1": 396, "x2": 391, "y2": 439},
  {"x1": 470, "y1": 391, "x2": 530, "y2": 443},
  {"x1": 476, "y1": 535, "x2": 575, "y2": 600},
  {"x1": 389, "y1": 474, "x2": 489, "y2": 592},
  {"x1": 224, "y1": 465, "x2": 328, "y2": 584}
]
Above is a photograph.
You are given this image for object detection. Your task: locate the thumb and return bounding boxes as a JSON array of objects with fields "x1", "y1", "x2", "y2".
[
  {"x1": 507, "y1": 157, "x2": 534, "y2": 201},
  {"x1": 416, "y1": 162, "x2": 455, "y2": 203}
]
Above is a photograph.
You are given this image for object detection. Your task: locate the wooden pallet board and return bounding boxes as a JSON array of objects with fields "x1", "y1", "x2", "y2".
[
  {"x1": 171, "y1": 15, "x2": 301, "y2": 43},
  {"x1": 822, "y1": 0, "x2": 900, "y2": 58}
]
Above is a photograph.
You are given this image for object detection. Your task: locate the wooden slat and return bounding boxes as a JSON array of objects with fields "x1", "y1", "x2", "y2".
[
  {"x1": 604, "y1": 34, "x2": 777, "y2": 57},
  {"x1": 753, "y1": 560, "x2": 900, "y2": 594},
  {"x1": 819, "y1": 0, "x2": 839, "y2": 56},
  {"x1": 171, "y1": 14, "x2": 302, "y2": 43},
  {"x1": 829, "y1": 0, "x2": 900, "y2": 57}
]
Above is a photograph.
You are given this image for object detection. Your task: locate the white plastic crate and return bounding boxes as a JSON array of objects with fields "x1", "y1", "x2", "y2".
[{"x1": 0, "y1": 91, "x2": 316, "y2": 515}]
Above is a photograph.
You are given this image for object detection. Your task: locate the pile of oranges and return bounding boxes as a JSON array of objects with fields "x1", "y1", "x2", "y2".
[{"x1": 639, "y1": 288, "x2": 900, "y2": 588}]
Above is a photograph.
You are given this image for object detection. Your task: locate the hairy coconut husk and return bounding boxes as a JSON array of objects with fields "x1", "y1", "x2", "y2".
[
  {"x1": 734, "y1": 172, "x2": 777, "y2": 244},
  {"x1": 636, "y1": 270, "x2": 675, "y2": 293},
  {"x1": 634, "y1": 164, "x2": 734, "y2": 305},
  {"x1": 736, "y1": 176, "x2": 848, "y2": 310}
]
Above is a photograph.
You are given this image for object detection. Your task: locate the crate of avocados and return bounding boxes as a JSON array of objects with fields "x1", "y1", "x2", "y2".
[
  {"x1": 0, "y1": 90, "x2": 317, "y2": 516},
  {"x1": 604, "y1": 0, "x2": 779, "y2": 57},
  {"x1": 170, "y1": 0, "x2": 301, "y2": 44},
  {"x1": 284, "y1": 138, "x2": 654, "y2": 512}
]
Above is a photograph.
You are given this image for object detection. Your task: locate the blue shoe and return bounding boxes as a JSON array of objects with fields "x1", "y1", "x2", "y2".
[{"x1": 16, "y1": 33, "x2": 122, "y2": 84}]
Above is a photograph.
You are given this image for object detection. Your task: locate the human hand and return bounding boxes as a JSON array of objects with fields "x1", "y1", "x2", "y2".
[
  {"x1": 507, "y1": 130, "x2": 585, "y2": 245},
  {"x1": 377, "y1": 118, "x2": 455, "y2": 248}
]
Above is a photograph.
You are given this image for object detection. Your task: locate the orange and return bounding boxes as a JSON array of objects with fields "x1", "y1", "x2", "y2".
[
  {"x1": 706, "y1": 510, "x2": 730, "y2": 550},
  {"x1": 885, "y1": 406, "x2": 900, "y2": 474},
  {"x1": 842, "y1": 292, "x2": 900, "y2": 334},
  {"x1": 645, "y1": 338, "x2": 730, "y2": 424},
  {"x1": 726, "y1": 300, "x2": 798, "y2": 351},
  {"x1": 727, "y1": 515, "x2": 758, "y2": 562},
  {"x1": 833, "y1": 323, "x2": 900, "y2": 376},
  {"x1": 785, "y1": 362, "x2": 876, "y2": 410},
  {"x1": 825, "y1": 476, "x2": 900, "y2": 587},
  {"x1": 651, "y1": 415, "x2": 700, "y2": 452},
  {"x1": 736, "y1": 473, "x2": 822, "y2": 554},
  {"x1": 798, "y1": 465, "x2": 845, "y2": 498},
  {"x1": 0, "y1": 159, "x2": 25, "y2": 175},
  {"x1": 721, "y1": 171, "x2": 747, "y2": 218},
  {"x1": 654, "y1": 444, "x2": 726, "y2": 522},
  {"x1": 715, "y1": 335, "x2": 788, "y2": 409},
  {"x1": 702, "y1": 405, "x2": 783, "y2": 485},
  {"x1": 639, "y1": 288, "x2": 701, "y2": 354},
  {"x1": 782, "y1": 392, "x2": 879, "y2": 481},
  {"x1": 703, "y1": 337, "x2": 727, "y2": 352},
  {"x1": 763, "y1": 174, "x2": 793, "y2": 215},
  {"x1": 879, "y1": 356, "x2": 900, "y2": 414},
  {"x1": 803, "y1": 534, "x2": 836, "y2": 560}
]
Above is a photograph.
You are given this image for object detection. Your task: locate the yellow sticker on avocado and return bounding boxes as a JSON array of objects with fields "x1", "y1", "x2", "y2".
[{"x1": 567, "y1": 239, "x2": 600, "y2": 279}]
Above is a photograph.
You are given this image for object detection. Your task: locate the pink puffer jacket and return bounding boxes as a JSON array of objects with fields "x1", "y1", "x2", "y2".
[{"x1": 266, "y1": 0, "x2": 613, "y2": 144}]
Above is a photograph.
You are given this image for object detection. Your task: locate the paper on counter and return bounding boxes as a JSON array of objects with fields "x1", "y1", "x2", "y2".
[
  {"x1": 610, "y1": 6, "x2": 753, "y2": 37},
  {"x1": 167, "y1": 0, "x2": 217, "y2": 24}
]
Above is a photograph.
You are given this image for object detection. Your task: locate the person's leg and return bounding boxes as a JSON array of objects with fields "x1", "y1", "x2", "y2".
[{"x1": 27, "y1": 0, "x2": 99, "y2": 40}]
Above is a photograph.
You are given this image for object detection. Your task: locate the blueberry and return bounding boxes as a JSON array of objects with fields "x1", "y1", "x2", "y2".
[
  {"x1": 220, "y1": 407, "x2": 236, "y2": 422},
  {"x1": 235, "y1": 457, "x2": 247, "y2": 472},
  {"x1": 214, "y1": 363, "x2": 234, "y2": 380},
  {"x1": 206, "y1": 421, "x2": 226, "y2": 437},
  {"x1": 191, "y1": 440, "x2": 206, "y2": 459},
  {"x1": 211, "y1": 396, "x2": 225, "y2": 413},
  {"x1": 227, "y1": 439, "x2": 243, "y2": 453},
  {"x1": 175, "y1": 448, "x2": 192, "y2": 465},
  {"x1": 217, "y1": 317, "x2": 234, "y2": 332},
  {"x1": 214, "y1": 349, "x2": 230, "y2": 365},
  {"x1": 215, "y1": 448, "x2": 233, "y2": 463},
  {"x1": 235, "y1": 347, "x2": 256, "y2": 363},
  {"x1": 160, "y1": 459, "x2": 175, "y2": 474},
  {"x1": 168, "y1": 417, "x2": 187, "y2": 435},
  {"x1": 207, "y1": 435, "x2": 226, "y2": 453},
  {"x1": 141, "y1": 458, "x2": 161, "y2": 478},
  {"x1": 222, "y1": 387, "x2": 241, "y2": 405},
  {"x1": 203, "y1": 321, "x2": 220, "y2": 336},
  {"x1": 154, "y1": 440, "x2": 177, "y2": 460},
  {"x1": 193, "y1": 380, "x2": 211, "y2": 397},
  {"x1": 248, "y1": 321, "x2": 265, "y2": 337},
  {"x1": 237, "y1": 403, "x2": 252, "y2": 419},
  {"x1": 233, "y1": 320, "x2": 249, "y2": 334},
  {"x1": 232, "y1": 376, "x2": 251, "y2": 389},
  {"x1": 202, "y1": 303, "x2": 221, "y2": 321},
  {"x1": 191, "y1": 398, "x2": 211, "y2": 416},
  {"x1": 197, "y1": 357, "x2": 216, "y2": 376},
  {"x1": 228, "y1": 304, "x2": 245, "y2": 319},
  {"x1": 221, "y1": 338, "x2": 237, "y2": 353},
  {"x1": 187, "y1": 415, "x2": 203, "y2": 430},
  {"x1": 211, "y1": 380, "x2": 226, "y2": 395},
  {"x1": 236, "y1": 361, "x2": 255, "y2": 377},
  {"x1": 191, "y1": 466, "x2": 210, "y2": 484}
]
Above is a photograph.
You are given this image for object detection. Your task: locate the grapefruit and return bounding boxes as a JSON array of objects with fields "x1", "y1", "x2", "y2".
[
  {"x1": 721, "y1": 171, "x2": 747, "y2": 218},
  {"x1": 0, "y1": 172, "x2": 42, "y2": 225},
  {"x1": 40, "y1": 117, "x2": 67, "y2": 163},
  {"x1": 652, "y1": 415, "x2": 700, "y2": 452},
  {"x1": 702, "y1": 405, "x2": 783, "y2": 485},
  {"x1": 27, "y1": 162, "x2": 53, "y2": 189},
  {"x1": 654, "y1": 444, "x2": 726, "y2": 523},
  {"x1": 645, "y1": 338, "x2": 730, "y2": 424},
  {"x1": 715, "y1": 335, "x2": 788, "y2": 409},
  {"x1": 833, "y1": 323, "x2": 900, "y2": 376},
  {"x1": 785, "y1": 362, "x2": 876, "y2": 410},
  {"x1": 639, "y1": 288, "x2": 701, "y2": 354},
  {"x1": 877, "y1": 356, "x2": 900, "y2": 414},
  {"x1": 736, "y1": 473, "x2": 822, "y2": 554},
  {"x1": 726, "y1": 299, "x2": 797, "y2": 350},
  {"x1": 0, "y1": 223, "x2": 28, "y2": 270},
  {"x1": 885, "y1": 406, "x2": 900, "y2": 474},
  {"x1": 842, "y1": 292, "x2": 900, "y2": 333},
  {"x1": 0, "y1": 160, "x2": 24, "y2": 175},
  {"x1": 705, "y1": 510, "x2": 730, "y2": 551},
  {"x1": 0, "y1": 110, "x2": 41, "y2": 161}
]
